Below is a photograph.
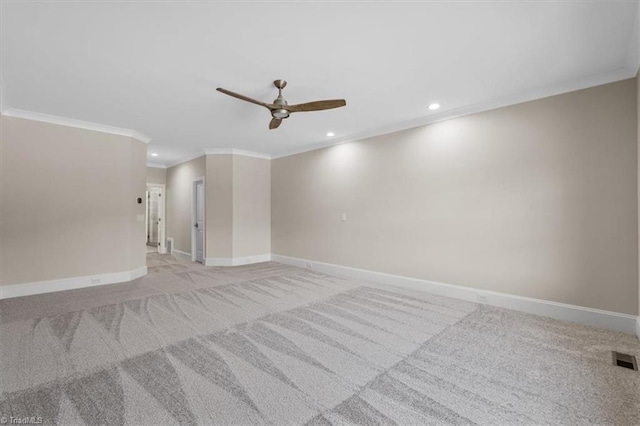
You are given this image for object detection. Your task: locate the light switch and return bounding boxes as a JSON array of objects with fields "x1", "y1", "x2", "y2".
[
  {"x1": 137, "y1": 214, "x2": 145, "y2": 222},
  {"x1": 341, "y1": 213, "x2": 347, "y2": 222}
]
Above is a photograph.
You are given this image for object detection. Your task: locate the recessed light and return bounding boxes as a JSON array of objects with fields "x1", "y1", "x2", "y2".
[
  {"x1": 151, "y1": 153, "x2": 158, "y2": 157},
  {"x1": 428, "y1": 103, "x2": 440, "y2": 110},
  {"x1": 326, "y1": 132, "x2": 335, "y2": 137}
]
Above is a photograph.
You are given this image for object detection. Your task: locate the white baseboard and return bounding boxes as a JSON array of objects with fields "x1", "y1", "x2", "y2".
[
  {"x1": 173, "y1": 249, "x2": 192, "y2": 260},
  {"x1": 205, "y1": 257, "x2": 233, "y2": 267},
  {"x1": 272, "y1": 254, "x2": 638, "y2": 335},
  {"x1": 0, "y1": 266, "x2": 148, "y2": 300},
  {"x1": 205, "y1": 254, "x2": 272, "y2": 267}
]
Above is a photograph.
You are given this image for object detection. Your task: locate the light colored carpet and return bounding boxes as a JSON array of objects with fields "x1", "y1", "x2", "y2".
[{"x1": 1, "y1": 253, "x2": 638, "y2": 425}]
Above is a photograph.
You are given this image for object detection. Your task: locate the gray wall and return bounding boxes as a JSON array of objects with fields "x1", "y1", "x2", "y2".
[{"x1": 272, "y1": 79, "x2": 638, "y2": 315}]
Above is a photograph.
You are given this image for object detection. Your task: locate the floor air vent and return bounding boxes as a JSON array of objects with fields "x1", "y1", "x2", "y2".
[{"x1": 612, "y1": 351, "x2": 638, "y2": 371}]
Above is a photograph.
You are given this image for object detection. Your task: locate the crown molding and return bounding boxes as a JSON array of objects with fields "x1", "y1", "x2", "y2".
[
  {"x1": 165, "y1": 151, "x2": 206, "y2": 168},
  {"x1": 204, "y1": 148, "x2": 271, "y2": 160},
  {"x1": 131, "y1": 131, "x2": 152, "y2": 144},
  {"x1": 146, "y1": 162, "x2": 166, "y2": 169},
  {"x1": 0, "y1": 108, "x2": 152, "y2": 144},
  {"x1": 5, "y1": 65, "x2": 634, "y2": 166},
  {"x1": 203, "y1": 148, "x2": 235, "y2": 156},
  {"x1": 271, "y1": 66, "x2": 637, "y2": 160},
  {"x1": 164, "y1": 148, "x2": 272, "y2": 168}
]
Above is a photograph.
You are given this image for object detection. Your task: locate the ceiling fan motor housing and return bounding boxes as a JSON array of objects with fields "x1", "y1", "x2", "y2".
[{"x1": 272, "y1": 108, "x2": 289, "y2": 119}]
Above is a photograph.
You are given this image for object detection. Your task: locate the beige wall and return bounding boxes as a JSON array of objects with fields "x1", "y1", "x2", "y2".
[
  {"x1": 130, "y1": 141, "x2": 148, "y2": 269},
  {"x1": 233, "y1": 155, "x2": 271, "y2": 257},
  {"x1": 205, "y1": 154, "x2": 233, "y2": 258},
  {"x1": 272, "y1": 79, "x2": 638, "y2": 315},
  {"x1": 0, "y1": 115, "x2": 147, "y2": 285},
  {"x1": 637, "y1": 70, "x2": 640, "y2": 317},
  {"x1": 166, "y1": 155, "x2": 205, "y2": 254},
  {"x1": 166, "y1": 154, "x2": 271, "y2": 260},
  {"x1": 146, "y1": 166, "x2": 166, "y2": 185}
]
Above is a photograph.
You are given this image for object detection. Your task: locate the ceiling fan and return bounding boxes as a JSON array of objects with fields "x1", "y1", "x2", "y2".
[{"x1": 216, "y1": 80, "x2": 346, "y2": 129}]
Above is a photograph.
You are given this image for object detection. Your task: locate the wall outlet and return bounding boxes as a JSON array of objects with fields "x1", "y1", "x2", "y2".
[
  {"x1": 341, "y1": 213, "x2": 347, "y2": 222},
  {"x1": 91, "y1": 278, "x2": 102, "y2": 285},
  {"x1": 476, "y1": 293, "x2": 489, "y2": 303}
]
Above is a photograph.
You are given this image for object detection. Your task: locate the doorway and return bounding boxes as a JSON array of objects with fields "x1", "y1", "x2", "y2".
[
  {"x1": 191, "y1": 177, "x2": 205, "y2": 263},
  {"x1": 146, "y1": 184, "x2": 166, "y2": 254}
]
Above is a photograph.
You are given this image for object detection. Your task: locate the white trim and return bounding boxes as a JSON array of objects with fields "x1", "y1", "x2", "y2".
[
  {"x1": 636, "y1": 317, "x2": 640, "y2": 341},
  {"x1": 205, "y1": 257, "x2": 233, "y2": 267},
  {"x1": 0, "y1": 266, "x2": 147, "y2": 300},
  {"x1": 205, "y1": 254, "x2": 272, "y2": 267},
  {"x1": 146, "y1": 163, "x2": 167, "y2": 169},
  {"x1": 203, "y1": 149, "x2": 234, "y2": 156},
  {"x1": 270, "y1": 67, "x2": 637, "y2": 159},
  {"x1": 166, "y1": 151, "x2": 206, "y2": 168},
  {"x1": 162, "y1": 149, "x2": 271, "y2": 169},
  {"x1": 272, "y1": 254, "x2": 638, "y2": 335},
  {"x1": 131, "y1": 131, "x2": 152, "y2": 144},
  {"x1": 204, "y1": 148, "x2": 271, "y2": 160},
  {"x1": 0, "y1": 108, "x2": 152, "y2": 143},
  {"x1": 173, "y1": 249, "x2": 192, "y2": 260}
]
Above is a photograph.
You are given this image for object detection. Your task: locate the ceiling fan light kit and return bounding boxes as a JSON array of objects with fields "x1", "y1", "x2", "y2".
[{"x1": 216, "y1": 79, "x2": 346, "y2": 129}]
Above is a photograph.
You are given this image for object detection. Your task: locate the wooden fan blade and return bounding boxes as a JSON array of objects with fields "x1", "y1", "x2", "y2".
[
  {"x1": 286, "y1": 99, "x2": 346, "y2": 112},
  {"x1": 269, "y1": 118, "x2": 282, "y2": 129},
  {"x1": 216, "y1": 88, "x2": 270, "y2": 108}
]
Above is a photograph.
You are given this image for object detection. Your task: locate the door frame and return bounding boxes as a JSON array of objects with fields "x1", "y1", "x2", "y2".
[
  {"x1": 191, "y1": 177, "x2": 205, "y2": 263},
  {"x1": 146, "y1": 183, "x2": 166, "y2": 254}
]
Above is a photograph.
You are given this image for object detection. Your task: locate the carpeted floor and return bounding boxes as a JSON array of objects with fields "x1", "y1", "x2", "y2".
[{"x1": 1, "y1": 253, "x2": 639, "y2": 425}]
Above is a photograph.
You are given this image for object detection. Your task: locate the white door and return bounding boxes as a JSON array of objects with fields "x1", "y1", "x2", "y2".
[
  {"x1": 148, "y1": 189, "x2": 160, "y2": 246},
  {"x1": 146, "y1": 185, "x2": 166, "y2": 254},
  {"x1": 195, "y1": 182, "x2": 205, "y2": 263},
  {"x1": 156, "y1": 188, "x2": 165, "y2": 253}
]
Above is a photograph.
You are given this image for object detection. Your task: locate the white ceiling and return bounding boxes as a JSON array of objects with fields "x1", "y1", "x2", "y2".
[{"x1": 2, "y1": 1, "x2": 639, "y2": 165}]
